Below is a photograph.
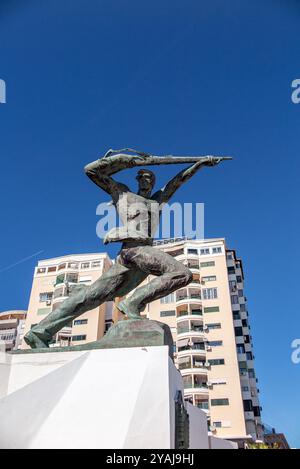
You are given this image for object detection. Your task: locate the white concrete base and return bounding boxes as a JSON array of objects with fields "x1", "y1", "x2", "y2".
[{"x1": 0, "y1": 346, "x2": 210, "y2": 449}]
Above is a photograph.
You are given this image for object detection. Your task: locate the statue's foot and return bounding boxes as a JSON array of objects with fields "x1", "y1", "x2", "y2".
[
  {"x1": 24, "y1": 330, "x2": 50, "y2": 349},
  {"x1": 117, "y1": 299, "x2": 142, "y2": 320}
]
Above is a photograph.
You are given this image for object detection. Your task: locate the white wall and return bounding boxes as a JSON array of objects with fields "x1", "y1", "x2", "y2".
[
  {"x1": 186, "y1": 403, "x2": 209, "y2": 449},
  {"x1": 210, "y1": 436, "x2": 238, "y2": 449}
]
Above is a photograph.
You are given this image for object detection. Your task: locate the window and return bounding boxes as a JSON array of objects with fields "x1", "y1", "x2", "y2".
[
  {"x1": 202, "y1": 275, "x2": 216, "y2": 282},
  {"x1": 227, "y1": 266, "x2": 235, "y2": 274},
  {"x1": 243, "y1": 400, "x2": 253, "y2": 412},
  {"x1": 66, "y1": 273, "x2": 78, "y2": 283},
  {"x1": 240, "y1": 304, "x2": 246, "y2": 312},
  {"x1": 236, "y1": 275, "x2": 242, "y2": 283},
  {"x1": 105, "y1": 320, "x2": 113, "y2": 333},
  {"x1": 160, "y1": 310, "x2": 176, "y2": 317},
  {"x1": 244, "y1": 335, "x2": 250, "y2": 343},
  {"x1": 233, "y1": 311, "x2": 240, "y2": 320},
  {"x1": 253, "y1": 406, "x2": 261, "y2": 417},
  {"x1": 226, "y1": 252, "x2": 233, "y2": 259},
  {"x1": 206, "y1": 323, "x2": 221, "y2": 330},
  {"x1": 208, "y1": 340, "x2": 223, "y2": 347},
  {"x1": 81, "y1": 262, "x2": 90, "y2": 269},
  {"x1": 204, "y1": 306, "x2": 219, "y2": 313},
  {"x1": 242, "y1": 319, "x2": 248, "y2": 327},
  {"x1": 202, "y1": 288, "x2": 218, "y2": 300},
  {"x1": 72, "y1": 335, "x2": 87, "y2": 342},
  {"x1": 91, "y1": 261, "x2": 101, "y2": 268},
  {"x1": 208, "y1": 359, "x2": 225, "y2": 366},
  {"x1": 200, "y1": 248, "x2": 210, "y2": 255},
  {"x1": 74, "y1": 319, "x2": 88, "y2": 326},
  {"x1": 212, "y1": 247, "x2": 222, "y2": 254},
  {"x1": 200, "y1": 261, "x2": 215, "y2": 268},
  {"x1": 47, "y1": 266, "x2": 57, "y2": 273},
  {"x1": 248, "y1": 368, "x2": 255, "y2": 378},
  {"x1": 37, "y1": 307, "x2": 51, "y2": 316},
  {"x1": 229, "y1": 280, "x2": 237, "y2": 288},
  {"x1": 242, "y1": 386, "x2": 249, "y2": 392},
  {"x1": 234, "y1": 327, "x2": 243, "y2": 336},
  {"x1": 37, "y1": 268, "x2": 46, "y2": 274},
  {"x1": 238, "y1": 289, "x2": 244, "y2": 297},
  {"x1": 160, "y1": 293, "x2": 175, "y2": 304},
  {"x1": 68, "y1": 262, "x2": 79, "y2": 269},
  {"x1": 58, "y1": 263, "x2": 67, "y2": 271},
  {"x1": 231, "y1": 295, "x2": 239, "y2": 304},
  {"x1": 211, "y1": 398, "x2": 229, "y2": 406},
  {"x1": 187, "y1": 248, "x2": 198, "y2": 255},
  {"x1": 39, "y1": 292, "x2": 53, "y2": 302},
  {"x1": 236, "y1": 344, "x2": 245, "y2": 354},
  {"x1": 246, "y1": 352, "x2": 253, "y2": 361},
  {"x1": 213, "y1": 421, "x2": 222, "y2": 428}
]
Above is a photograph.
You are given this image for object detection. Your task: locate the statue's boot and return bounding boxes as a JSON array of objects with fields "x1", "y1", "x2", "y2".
[
  {"x1": 23, "y1": 330, "x2": 51, "y2": 349},
  {"x1": 117, "y1": 298, "x2": 141, "y2": 320}
]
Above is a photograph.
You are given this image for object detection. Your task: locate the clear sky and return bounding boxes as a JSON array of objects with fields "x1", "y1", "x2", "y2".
[{"x1": 0, "y1": 0, "x2": 299, "y2": 447}]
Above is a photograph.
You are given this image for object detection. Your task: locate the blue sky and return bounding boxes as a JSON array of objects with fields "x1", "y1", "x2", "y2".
[{"x1": 0, "y1": 0, "x2": 299, "y2": 447}]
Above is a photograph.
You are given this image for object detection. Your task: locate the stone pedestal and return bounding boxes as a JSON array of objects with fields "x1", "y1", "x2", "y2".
[{"x1": 0, "y1": 346, "x2": 196, "y2": 449}]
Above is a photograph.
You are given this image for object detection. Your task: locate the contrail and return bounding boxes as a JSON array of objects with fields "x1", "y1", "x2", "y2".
[{"x1": 0, "y1": 250, "x2": 44, "y2": 274}]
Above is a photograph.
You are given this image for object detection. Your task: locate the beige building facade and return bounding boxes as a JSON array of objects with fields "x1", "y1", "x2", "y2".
[
  {"x1": 22, "y1": 253, "x2": 113, "y2": 348},
  {"x1": 141, "y1": 238, "x2": 263, "y2": 444},
  {"x1": 0, "y1": 310, "x2": 27, "y2": 351}
]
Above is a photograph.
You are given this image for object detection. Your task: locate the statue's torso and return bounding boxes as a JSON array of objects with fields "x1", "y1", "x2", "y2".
[{"x1": 107, "y1": 191, "x2": 161, "y2": 245}]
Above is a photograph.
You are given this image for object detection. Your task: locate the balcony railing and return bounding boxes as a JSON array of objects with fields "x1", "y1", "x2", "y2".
[
  {"x1": 184, "y1": 382, "x2": 208, "y2": 389},
  {"x1": 177, "y1": 310, "x2": 203, "y2": 318}
]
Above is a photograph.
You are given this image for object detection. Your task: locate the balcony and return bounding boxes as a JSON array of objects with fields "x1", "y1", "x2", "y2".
[
  {"x1": 183, "y1": 374, "x2": 208, "y2": 393},
  {"x1": 176, "y1": 287, "x2": 201, "y2": 305}
]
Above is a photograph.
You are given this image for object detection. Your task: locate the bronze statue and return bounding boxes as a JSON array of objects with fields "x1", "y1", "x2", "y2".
[{"x1": 24, "y1": 149, "x2": 231, "y2": 349}]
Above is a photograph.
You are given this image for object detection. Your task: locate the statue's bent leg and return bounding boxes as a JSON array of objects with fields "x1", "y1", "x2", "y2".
[
  {"x1": 24, "y1": 261, "x2": 147, "y2": 349},
  {"x1": 117, "y1": 246, "x2": 192, "y2": 319}
]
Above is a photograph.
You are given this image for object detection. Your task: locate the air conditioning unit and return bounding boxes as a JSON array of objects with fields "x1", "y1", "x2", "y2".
[
  {"x1": 203, "y1": 325, "x2": 209, "y2": 331},
  {"x1": 206, "y1": 345, "x2": 212, "y2": 351},
  {"x1": 209, "y1": 425, "x2": 217, "y2": 432},
  {"x1": 46, "y1": 300, "x2": 52, "y2": 306},
  {"x1": 204, "y1": 362, "x2": 211, "y2": 368},
  {"x1": 207, "y1": 381, "x2": 213, "y2": 387}
]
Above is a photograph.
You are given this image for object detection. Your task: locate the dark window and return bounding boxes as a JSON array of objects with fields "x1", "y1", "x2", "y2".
[
  {"x1": 207, "y1": 323, "x2": 221, "y2": 330},
  {"x1": 74, "y1": 319, "x2": 88, "y2": 326},
  {"x1": 72, "y1": 335, "x2": 87, "y2": 341},
  {"x1": 187, "y1": 248, "x2": 198, "y2": 255},
  {"x1": 227, "y1": 266, "x2": 235, "y2": 274},
  {"x1": 242, "y1": 319, "x2": 248, "y2": 327},
  {"x1": 204, "y1": 306, "x2": 219, "y2": 313},
  {"x1": 233, "y1": 311, "x2": 240, "y2": 320},
  {"x1": 208, "y1": 359, "x2": 225, "y2": 366},
  {"x1": 160, "y1": 310, "x2": 176, "y2": 317},
  {"x1": 236, "y1": 276, "x2": 242, "y2": 283},
  {"x1": 244, "y1": 335, "x2": 250, "y2": 343},
  {"x1": 243, "y1": 400, "x2": 253, "y2": 412},
  {"x1": 237, "y1": 344, "x2": 245, "y2": 354},
  {"x1": 211, "y1": 398, "x2": 229, "y2": 406},
  {"x1": 253, "y1": 406, "x2": 261, "y2": 417},
  {"x1": 208, "y1": 341, "x2": 223, "y2": 347},
  {"x1": 200, "y1": 261, "x2": 215, "y2": 268},
  {"x1": 246, "y1": 352, "x2": 253, "y2": 361},
  {"x1": 234, "y1": 327, "x2": 243, "y2": 337}
]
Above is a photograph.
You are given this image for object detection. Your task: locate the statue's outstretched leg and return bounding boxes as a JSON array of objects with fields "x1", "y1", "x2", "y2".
[
  {"x1": 117, "y1": 246, "x2": 192, "y2": 319},
  {"x1": 24, "y1": 261, "x2": 147, "y2": 349}
]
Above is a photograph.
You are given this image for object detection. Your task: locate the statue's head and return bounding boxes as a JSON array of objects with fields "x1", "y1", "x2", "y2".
[{"x1": 136, "y1": 169, "x2": 156, "y2": 196}]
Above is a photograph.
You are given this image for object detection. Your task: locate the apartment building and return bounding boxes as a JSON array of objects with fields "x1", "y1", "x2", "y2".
[
  {"x1": 142, "y1": 237, "x2": 263, "y2": 445},
  {"x1": 22, "y1": 253, "x2": 114, "y2": 348},
  {"x1": 0, "y1": 310, "x2": 27, "y2": 351}
]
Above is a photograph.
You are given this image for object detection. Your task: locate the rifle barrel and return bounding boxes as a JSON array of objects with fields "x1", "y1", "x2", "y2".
[{"x1": 133, "y1": 155, "x2": 233, "y2": 166}]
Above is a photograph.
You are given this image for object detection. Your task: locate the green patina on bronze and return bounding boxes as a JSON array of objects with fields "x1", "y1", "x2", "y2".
[{"x1": 13, "y1": 319, "x2": 174, "y2": 359}]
